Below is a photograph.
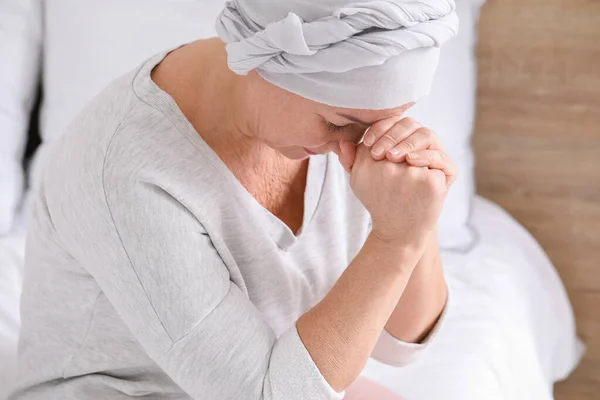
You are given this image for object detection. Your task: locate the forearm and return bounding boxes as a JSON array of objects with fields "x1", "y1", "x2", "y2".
[
  {"x1": 384, "y1": 231, "x2": 447, "y2": 343},
  {"x1": 296, "y1": 233, "x2": 425, "y2": 392}
]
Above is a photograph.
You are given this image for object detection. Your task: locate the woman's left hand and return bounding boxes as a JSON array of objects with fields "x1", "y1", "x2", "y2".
[{"x1": 338, "y1": 116, "x2": 458, "y2": 188}]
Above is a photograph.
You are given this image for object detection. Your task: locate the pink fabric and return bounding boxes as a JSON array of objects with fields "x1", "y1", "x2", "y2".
[{"x1": 345, "y1": 376, "x2": 406, "y2": 400}]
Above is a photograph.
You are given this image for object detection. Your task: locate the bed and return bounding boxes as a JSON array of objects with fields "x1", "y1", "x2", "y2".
[
  {"x1": 473, "y1": 0, "x2": 600, "y2": 399},
  {"x1": 362, "y1": 196, "x2": 583, "y2": 400},
  {"x1": 0, "y1": 210, "x2": 26, "y2": 397}
]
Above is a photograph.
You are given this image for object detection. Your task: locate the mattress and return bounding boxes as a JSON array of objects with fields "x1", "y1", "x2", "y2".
[{"x1": 0, "y1": 197, "x2": 583, "y2": 399}]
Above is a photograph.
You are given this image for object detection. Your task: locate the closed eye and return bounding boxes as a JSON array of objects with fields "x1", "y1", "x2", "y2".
[{"x1": 327, "y1": 122, "x2": 348, "y2": 133}]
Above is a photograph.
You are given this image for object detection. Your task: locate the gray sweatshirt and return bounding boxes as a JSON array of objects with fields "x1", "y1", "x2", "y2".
[{"x1": 9, "y1": 52, "x2": 444, "y2": 400}]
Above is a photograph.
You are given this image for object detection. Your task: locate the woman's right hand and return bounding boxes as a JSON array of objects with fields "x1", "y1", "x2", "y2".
[{"x1": 349, "y1": 144, "x2": 448, "y2": 249}]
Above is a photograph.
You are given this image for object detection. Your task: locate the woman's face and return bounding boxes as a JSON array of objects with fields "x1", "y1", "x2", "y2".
[{"x1": 244, "y1": 73, "x2": 412, "y2": 160}]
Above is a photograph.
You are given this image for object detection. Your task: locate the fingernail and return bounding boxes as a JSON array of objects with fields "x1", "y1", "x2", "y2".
[
  {"x1": 372, "y1": 145, "x2": 384, "y2": 157},
  {"x1": 407, "y1": 152, "x2": 419, "y2": 159},
  {"x1": 363, "y1": 134, "x2": 375, "y2": 146},
  {"x1": 388, "y1": 148, "x2": 401, "y2": 157}
]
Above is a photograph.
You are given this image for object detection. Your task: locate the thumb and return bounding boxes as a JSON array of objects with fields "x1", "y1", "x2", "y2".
[{"x1": 339, "y1": 140, "x2": 356, "y2": 174}]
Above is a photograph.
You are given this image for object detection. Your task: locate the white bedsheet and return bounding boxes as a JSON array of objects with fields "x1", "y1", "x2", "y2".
[
  {"x1": 0, "y1": 209, "x2": 26, "y2": 397},
  {"x1": 363, "y1": 196, "x2": 584, "y2": 400},
  {"x1": 0, "y1": 197, "x2": 583, "y2": 399}
]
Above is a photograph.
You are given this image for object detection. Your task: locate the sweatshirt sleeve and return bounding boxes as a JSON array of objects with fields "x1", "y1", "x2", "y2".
[
  {"x1": 48, "y1": 152, "x2": 343, "y2": 400},
  {"x1": 370, "y1": 287, "x2": 450, "y2": 367}
]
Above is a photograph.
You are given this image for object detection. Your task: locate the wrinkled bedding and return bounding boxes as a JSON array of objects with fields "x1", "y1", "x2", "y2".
[{"x1": 362, "y1": 197, "x2": 583, "y2": 400}]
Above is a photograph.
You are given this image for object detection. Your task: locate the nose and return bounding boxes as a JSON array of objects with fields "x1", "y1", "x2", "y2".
[
  {"x1": 354, "y1": 126, "x2": 370, "y2": 145},
  {"x1": 343, "y1": 126, "x2": 370, "y2": 145}
]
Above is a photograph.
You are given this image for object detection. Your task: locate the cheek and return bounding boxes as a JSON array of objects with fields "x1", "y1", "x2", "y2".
[
  {"x1": 302, "y1": 131, "x2": 331, "y2": 147},
  {"x1": 262, "y1": 128, "x2": 327, "y2": 150},
  {"x1": 280, "y1": 124, "x2": 330, "y2": 147},
  {"x1": 261, "y1": 114, "x2": 332, "y2": 147}
]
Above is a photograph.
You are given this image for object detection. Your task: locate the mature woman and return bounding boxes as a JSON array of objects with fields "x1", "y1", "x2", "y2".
[{"x1": 10, "y1": 0, "x2": 458, "y2": 399}]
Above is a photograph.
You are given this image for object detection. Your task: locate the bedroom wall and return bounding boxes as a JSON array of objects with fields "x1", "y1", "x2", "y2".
[{"x1": 473, "y1": 0, "x2": 600, "y2": 398}]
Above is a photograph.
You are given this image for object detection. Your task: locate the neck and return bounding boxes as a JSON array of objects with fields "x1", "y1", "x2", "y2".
[{"x1": 154, "y1": 39, "x2": 269, "y2": 165}]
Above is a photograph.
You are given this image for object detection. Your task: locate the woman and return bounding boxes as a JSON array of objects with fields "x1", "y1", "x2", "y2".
[{"x1": 10, "y1": 0, "x2": 458, "y2": 399}]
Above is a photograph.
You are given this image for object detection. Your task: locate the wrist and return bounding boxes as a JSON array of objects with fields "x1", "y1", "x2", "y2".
[
  {"x1": 365, "y1": 232, "x2": 426, "y2": 266},
  {"x1": 368, "y1": 230, "x2": 430, "y2": 256}
]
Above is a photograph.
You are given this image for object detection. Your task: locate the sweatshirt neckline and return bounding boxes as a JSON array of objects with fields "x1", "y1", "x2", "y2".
[{"x1": 132, "y1": 50, "x2": 327, "y2": 251}]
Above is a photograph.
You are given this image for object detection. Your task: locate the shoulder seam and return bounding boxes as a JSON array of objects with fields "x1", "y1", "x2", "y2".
[{"x1": 101, "y1": 101, "x2": 175, "y2": 344}]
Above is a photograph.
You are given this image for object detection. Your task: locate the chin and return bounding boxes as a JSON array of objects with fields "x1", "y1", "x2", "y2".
[
  {"x1": 286, "y1": 151, "x2": 312, "y2": 160},
  {"x1": 278, "y1": 147, "x2": 312, "y2": 160}
]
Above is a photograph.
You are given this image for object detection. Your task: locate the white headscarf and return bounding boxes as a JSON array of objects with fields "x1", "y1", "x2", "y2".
[{"x1": 216, "y1": 0, "x2": 459, "y2": 109}]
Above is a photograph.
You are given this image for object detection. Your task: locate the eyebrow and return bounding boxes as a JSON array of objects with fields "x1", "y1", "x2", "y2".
[{"x1": 335, "y1": 113, "x2": 371, "y2": 127}]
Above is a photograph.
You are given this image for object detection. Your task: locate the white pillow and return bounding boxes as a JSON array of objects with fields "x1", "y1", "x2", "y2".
[
  {"x1": 0, "y1": 0, "x2": 42, "y2": 235},
  {"x1": 406, "y1": 0, "x2": 486, "y2": 250},
  {"x1": 29, "y1": 0, "x2": 227, "y2": 192}
]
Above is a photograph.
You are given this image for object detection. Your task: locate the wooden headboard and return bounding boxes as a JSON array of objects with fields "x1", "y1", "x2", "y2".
[{"x1": 473, "y1": 1, "x2": 600, "y2": 398}]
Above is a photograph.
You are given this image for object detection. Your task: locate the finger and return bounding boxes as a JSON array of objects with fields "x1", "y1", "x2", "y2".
[
  {"x1": 362, "y1": 102, "x2": 416, "y2": 148},
  {"x1": 405, "y1": 150, "x2": 458, "y2": 187},
  {"x1": 369, "y1": 117, "x2": 422, "y2": 160},
  {"x1": 353, "y1": 143, "x2": 373, "y2": 166},
  {"x1": 362, "y1": 116, "x2": 404, "y2": 148},
  {"x1": 385, "y1": 127, "x2": 440, "y2": 163},
  {"x1": 339, "y1": 140, "x2": 357, "y2": 173}
]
